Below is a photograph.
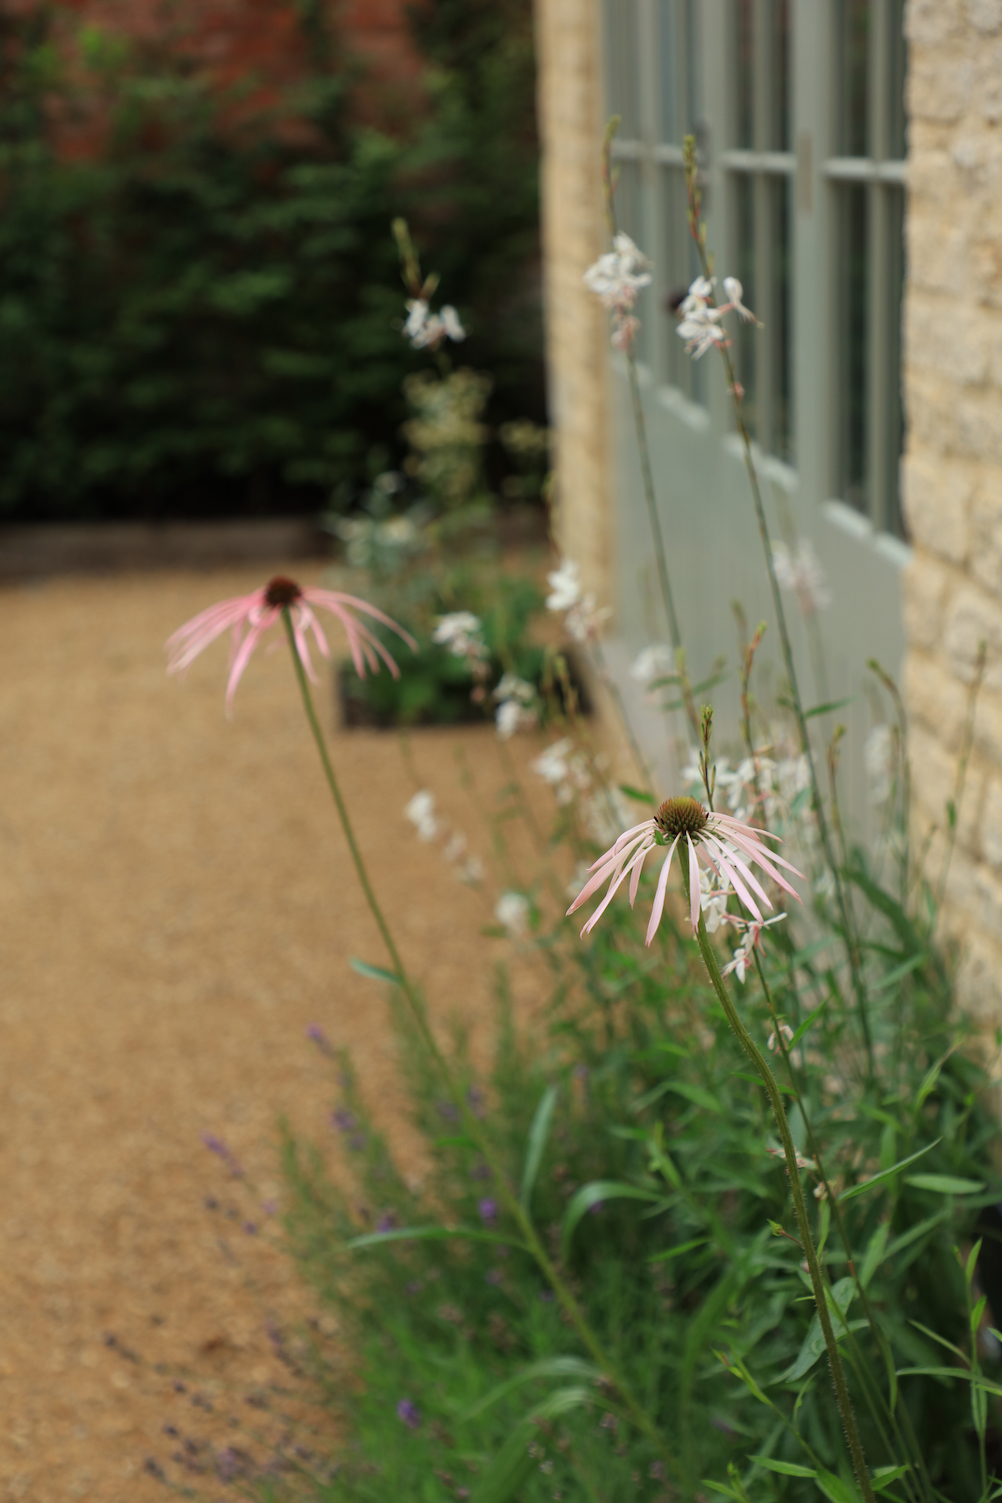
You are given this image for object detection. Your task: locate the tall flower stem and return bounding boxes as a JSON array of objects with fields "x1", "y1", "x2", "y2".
[
  {"x1": 682, "y1": 863, "x2": 876, "y2": 1503},
  {"x1": 681, "y1": 139, "x2": 872, "y2": 1071},
  {"x1": 601, "y1": 120, "x2": 699, "y2": 745},
  {"x1": 281, "y1": 612, "x2": 673, "y2": 1468}
]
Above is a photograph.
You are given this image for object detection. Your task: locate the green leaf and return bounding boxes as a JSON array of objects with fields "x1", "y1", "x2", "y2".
[
  {"x1": 971, "y1": 1241, "x2": 987, "y2": 1284},
  {"x1": 971, "y1": 1294, "x2": 988, "y2": 1332},
  {"x1": 751, "y1": 1457, "x2": 817, "y2": 1478},
  {"x1": 618, "y1": 783, "x2": 655, "y2": 805},
  {"x1": 561, "y1": 1181, "x2": 664, "y2": 1260},
  {"x1": 461, "y1": 1356, "x2": 600, "y2": 1421},
  {"x1": 782, "y1": 1278, "x2": 860, "y2": 1381},
  {"x1": 349, "y1": 957, "x2": 400, "y2": 985},
  {"x1": 872, "y1": 1465, "x2": 912, "y2": 1491},
  {"x1": 838, "y1": 1140, "x2": 941, "y2": 1202},
  {"x1": 474, "y1": 1386, "x2": 593, "y2": 1503},
  {"x1": 520, "y1": 1084, "x2": 559, "y2": 1214},
  {"x1": 873, "y1": 952, "x2": 928, "y2": 991},
  {"x1": 905, "y1": 1174, "x2": 984, "y2": 1195},
  {"x1": 816, "y1": 1470, "x2": 862, "y2": 1503},
  {"x1": 790, "y1": 1000, "x2": 826, "y2": 1049},
  {"x1": 860, "y1": 1221, "x2": 890, "y2": 1290},
  {"x1": 649, "y1": 1236, "x2": 708, "y2": 1263},
  {"x1": 346, "y1": 1225, "x2": 525, "y2": 1252},
  {"x1": 803, "y1": 697, "x2": 853, "y2": 720}
]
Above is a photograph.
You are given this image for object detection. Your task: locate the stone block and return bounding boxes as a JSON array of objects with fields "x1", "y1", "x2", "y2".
[
  {"x1": 901, "y1": 450, "x2": 974, "y2": 562},
  {"x1": 944, "y1": 581, "x2": 1002, "y2": 686},
  {"x1": 969, "y1": 473, "x2": 1002, "y2": 591},
  {"x1": 968, "y1": 0, "x2": 1002, "y2": 33},
  {"x1": 956, "y1": 930, "x2": 1002, "y2": 1028},
  {"x1": 980, "y1": 777, "x2": 1002, "y2": 868},
  {"x1": 903, "y1": 649, "x2": 972, "y2": 750},
  {"x1": 974, "y1": 685, "x2": 1002, "y2": 762},
  {"x1": 909, "y1": 54, "x2": 974, "y2": 121},
  {"x1": 905, "y1": 296, "x2": 989, "y2": 387},
  {"x1": 902, "y1": 549, "x2": 953, "y2": 652},
  {"x1": 909, "y1": 721, "x2": 985, "y2": 852},
  {"x1": 955, "y1": 391, "x2": 1002, "y2": 464},
  {"x1": 906, "y1": 0, "x2": 963, "y2": 44}
]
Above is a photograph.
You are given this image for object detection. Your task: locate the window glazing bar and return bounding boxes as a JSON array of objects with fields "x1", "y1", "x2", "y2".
[
  {"x1": 752, "y1": 0, "x2": 776, "y2": 455},
  {"x1": 610, "y1": 139, "x2": 647, "y2": 159},
  {"x1": 719, "y1": 149, "x2": 795, "y2": 173},
  {"x1": 824, "y1": 157, "x2": 906, "y2": 184},
  {"x1": 653, "y1": 143, "x2": 685, "y2": 165}
]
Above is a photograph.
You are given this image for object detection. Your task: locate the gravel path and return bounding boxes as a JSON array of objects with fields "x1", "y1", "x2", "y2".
[{"x1": 0, "y1": 565, "x2": 550, "y2": 1501}]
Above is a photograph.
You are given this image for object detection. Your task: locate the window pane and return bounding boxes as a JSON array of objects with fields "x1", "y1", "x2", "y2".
[
  {"x1": 734, "y1": 0, "x2": 754, "y2": 148},
  {"x1": 887, "y1": 0, "x2": 907, "y2": 160},
  {"x1": 771, "y1": 174, "x2": 792, "y2": 463},
  {"x1": 837, "y1": 0, "x2": 869, "y2": 157},
  {"x1": 605, "y1": 0, "x2": 640, "y2": 139},
  {"x1": 837, "y1": 184, "x2": 868, "y2": 513},
  {"x1": 886, "y1": 185, "x2": 906, "y2": 534},
  {"x1": 657, "y1": 0, "x2": 700, "y2": 143},
  {"x1": 733, "y1": 174, "x2": 757, "y2": 432},
  {"x1": 662, "y1": 168, "x2": 705, "y2": 402},
  {"x1": 775, "y1": 0, "x2": 791, "y2": 150}
]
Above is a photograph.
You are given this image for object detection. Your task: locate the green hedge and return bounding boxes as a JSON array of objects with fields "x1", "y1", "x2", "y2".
[{"x1": 0, "y1": 2, "x2": 542, "y2": 520}]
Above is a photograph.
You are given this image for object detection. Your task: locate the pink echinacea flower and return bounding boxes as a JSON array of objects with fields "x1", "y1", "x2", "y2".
[
  {"x1": 166, "y1": 575, "x2": 416, "y2": 711},
  {"x1": 567, "y1": 794, "x2": 803, "y2": 946}
]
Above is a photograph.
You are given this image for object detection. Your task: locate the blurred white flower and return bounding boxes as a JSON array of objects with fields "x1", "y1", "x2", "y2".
[
  {"x1": 722, "y1": 276, "x2": 756, "y2": 322},
  {"x1": 496, "y1": 699, "x2": 538, "y2": 739},
  {"x1": 583, "y1": 233, "x2": 652, "y2": 313},
  {"x1": 403, "y1": 299, "x2": 466, "y2": 351},
  {"x1": 630, "y1": 644, "x2": 674, "y2": 688},
  {"x1": 546, "y1": 558, "x2": 582, "y2": 612},
  {"x1": 771, "y1": 539, "x2": 831, "y2": 614},
  {"x1": 565, "y1": 595, "x2": 612, "y2": 644},
  {"x1": 532, "y1": 737, "x2": 591, "y2": 806},
  {"x1": 495, "y1": 891, "x2": 531, "y2": 937},
  {"x1": 865, "y1": 724, "x2": 894, "y2": 804},
  {"x1": 495, "y1": 672, "x2": 536, "y2": 705},
  {"x1": 766, "y1": 1021, "x2": 795, "y2": 1052},
  {"x1": 699, "y1": 867, "x2": 732, "y2": 934},
  {"x1": 433, "y1": 612, "x2": 482, "y2": 654},
  {"x1": 405, "y1": 789, "x2": 440, "y2": 842}
]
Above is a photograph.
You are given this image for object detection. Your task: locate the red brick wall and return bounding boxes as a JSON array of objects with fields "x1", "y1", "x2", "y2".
[{"x1": 17, "y1": 0, "x2": 426, "y2": 156}]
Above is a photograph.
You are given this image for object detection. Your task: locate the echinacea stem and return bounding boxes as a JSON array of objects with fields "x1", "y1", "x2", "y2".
[
  {"x1": 281, "y1": 611, "x2": 674, "y2": 1470},
  {"x1": 682, "y1": 864, "x2": 876, "y2": 1503}
]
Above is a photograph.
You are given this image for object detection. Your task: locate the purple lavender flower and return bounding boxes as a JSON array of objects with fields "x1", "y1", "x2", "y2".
[
  {"x1": 261, "y1": 1199, "x2": 277, "y2": 1217},
  {"x1": 467, "y1": 1086, "x2": 486, "y2": 1118},
  {"x1": 348, "y1": 1131, "x2": 366, "y2": 1152},
  {"x1": 330, "y1": 1109, "x2": 356, "y2": 1133},
  {"x1": 243, "y1": 1221, "x2": 258, "y2": 1236},
  {"x1": 306, "y1": 1024, "x2": 333, "y2": 1056},
  {"x1": 478, "y1": 1198, "x2": 498, "y2": 1227},
  {"x1": 376, "y1": 1211, "x2": 397, "y2": 1233},
  {"x1": 436, "y1": 1099, "x2": 460, "y2": 1123},
  {"x1": 396, "y1": 1399, "x2": 421, "y2": 1431},
  {"x1": 200, "y1": 1132, "x2": 244, "y2": 1178}
]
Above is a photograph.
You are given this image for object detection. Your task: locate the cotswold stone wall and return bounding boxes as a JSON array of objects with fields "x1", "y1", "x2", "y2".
[
  {"x1": 533, "y1": 0, "x2": 612, "y2": 606},
  {"x1": 903, "y1": 0, "x2": 1002, "y2": 1029}
]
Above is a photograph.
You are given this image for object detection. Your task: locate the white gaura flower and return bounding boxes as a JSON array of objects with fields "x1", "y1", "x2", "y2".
[
  {"x1": 532, "y1": 737, "x2": 591, "y2": 805},
  {"x1": 567, "y1": 794, "x2": 802, "y2": 946},
  {"x1": 699, "y1": 867, "x2": 732, "y2": 935},
  {"x1": 630, "y1": 644, "x2": 674, "y2": 688},
  {"x1": 677, "y1": 315, "x2": 726, "y2": 360},
  {"x1": 583, "y1": 233, "x2": 652, "y2": 311},
  {"x1": 771, "y1": 539, "x2": 831, "y2": 615},
  {"x1": 546, "y1": 558, "x2": 582, "y2": 612},
  {"x1": 496, "y1": 698, "x2": 538, "y2": 739},
  {"x1": 403, "y1": 299, "x2": 466, "y2": 351},
  {"x1": 432, "y1": 612, "x2": 488, "y2": 667},
  {"x1": 405, "y1": 789, "x2": 440, "y2": 842},
  {"x1": 722, "y1": 277, "x2": 757, "y2": 323},
  {"x1": 495, "y1": 891, "x2": 531, "y2": 937},
  {"x1": 565, "y1": 594, "x2": 612, "y2": 643},
  {"x1": 722, "y1": 913, "x2": 788, "y2": 982},
  {"x1": 495, "y1": 672, "x2": 536, "y2": 705}
]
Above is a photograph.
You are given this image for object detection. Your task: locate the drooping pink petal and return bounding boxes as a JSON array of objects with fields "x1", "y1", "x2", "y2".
[
  {"x1": 645, "y1": 839, "x2": 679, "y2": 946},
  {"x1": 702, "y1": 838, "x2": 765, "y2": 923},
  {"x1": 225, "y1": 616, "x2": 272, "y2": 713},
  {"x1": 716, "y1": 825, "x2": 803, "y2": 900},
  {"x1": 686, "y1": 836, "x2": 701, "y2": 934},
  {"x1": 705, "y1": 834, "x2": 772, "y2": 910}
]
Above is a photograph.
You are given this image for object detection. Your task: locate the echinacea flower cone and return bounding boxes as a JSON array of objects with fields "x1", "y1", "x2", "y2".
[
  {"x1": 567, "y1": 794, "x2": 802, "y2": 945},
  {"x1": 166, "y1": 576, "x2": 416, "y2": 711}
]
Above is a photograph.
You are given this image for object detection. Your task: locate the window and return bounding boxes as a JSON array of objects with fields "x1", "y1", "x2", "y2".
[{"x1": 601, "y1": 0, "x2": 907, "y2": 536}]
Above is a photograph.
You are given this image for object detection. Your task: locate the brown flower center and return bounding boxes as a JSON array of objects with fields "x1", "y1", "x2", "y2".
[
  {"x1": 264, "y1": 576, "x2": 303, "y2": 609},
  {"x1": 654, "y1": 795, "x2": 709, "y2": 842}
]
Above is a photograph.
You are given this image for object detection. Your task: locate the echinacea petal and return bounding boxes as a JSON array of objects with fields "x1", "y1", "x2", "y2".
[
  {"x1": 686, "y1": 836, "x2": 701, "y2": 934},
  {"x1": 702, "y1": 839, "x2": 765, "y2": 923},
  {"x1": 645, "y1": 838, "x2": 679, "y2": 946},
  {"x1": 717, "y1": 827, "x2": 803, "y2": 901}
]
